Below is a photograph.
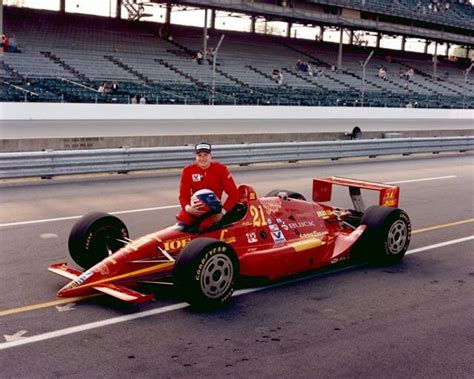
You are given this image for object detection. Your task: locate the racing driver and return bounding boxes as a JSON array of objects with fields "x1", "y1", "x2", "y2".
[{"x1": 177, "y1": 142, "x2": 240, "y2": 226}]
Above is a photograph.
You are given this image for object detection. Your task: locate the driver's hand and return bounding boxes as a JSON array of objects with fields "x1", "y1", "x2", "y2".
[
  {"x1": 185, "y1": 204, "x2": 205, "y2": 216},
  {"x1": 210, "y1": 212, "x2": 223, "y2": 223}
]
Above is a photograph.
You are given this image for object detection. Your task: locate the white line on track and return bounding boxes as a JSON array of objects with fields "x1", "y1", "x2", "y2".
[
  {"x1": 0, "y1": 176, "x2": 457, "y2": 228},
  {"x1": 0, "y1": 205, "x2": 180, "y2": 228},
  {"x1": 0, "y1": 234, "x2": 472, "y2": 351},
  {"x1": 387, "y1": 175, "x2": 456, "y2": 184},
  {"x1": 406, "y1": 236, "x2": 473, "y2": 255}
]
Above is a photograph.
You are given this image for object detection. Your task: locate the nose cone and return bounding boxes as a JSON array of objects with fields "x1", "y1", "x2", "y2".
[{"x1": 58, "y1": 270, "x2": 95, "y2": 297}]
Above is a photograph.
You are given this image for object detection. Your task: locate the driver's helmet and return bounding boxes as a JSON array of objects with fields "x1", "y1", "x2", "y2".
[{"x1": 191, "y1": 189, "x2": 222, "y2": 216}]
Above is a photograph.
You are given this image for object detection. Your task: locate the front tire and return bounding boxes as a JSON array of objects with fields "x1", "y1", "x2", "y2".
[
  {"x1": 68, "y1": 212, "x2": 129, "y2": 269},
  {"x1": 174, "y1": 238, "x2": 238, "y2": 309},
  {"x1": 358, "y1": 206, "x2": 411, "y2": 265}
]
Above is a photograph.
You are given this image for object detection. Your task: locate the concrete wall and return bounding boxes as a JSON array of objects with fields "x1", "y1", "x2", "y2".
[
  {"x1": 1, "y1": 103, "x2": 473, "y2": 152},
  {"x1": 2, "y1": 102, "x2": 473, "y2": 121}
]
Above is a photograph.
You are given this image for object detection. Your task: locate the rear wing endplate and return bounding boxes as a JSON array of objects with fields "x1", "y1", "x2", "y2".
[{"x1": 312, "y1": 177, "x2": 399, "y2": 212}]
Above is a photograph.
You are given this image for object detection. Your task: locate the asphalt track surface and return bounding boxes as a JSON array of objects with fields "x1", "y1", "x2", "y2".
[
  {"x1": 2, "y1": 118, "x2": 473, "y2": 139},
  {"x1": 0, "y1": 154, "x2": 473, "y2": 377}
]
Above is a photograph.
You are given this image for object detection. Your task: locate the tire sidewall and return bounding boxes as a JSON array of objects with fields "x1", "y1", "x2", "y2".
[
  {"x1": 359, "y1": 206, "x2": 411, "y2": 265},
  {"x1": 68, "y1": 212, "x2": 128, "y2": 269},
  {"x1": 174, "y1": 238, "x2": 238, "y2": 308}
]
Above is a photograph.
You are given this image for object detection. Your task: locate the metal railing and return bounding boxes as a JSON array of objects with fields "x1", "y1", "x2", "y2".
[{"x1": 0, "y1": 137, "x2": 472, "y2": 179}]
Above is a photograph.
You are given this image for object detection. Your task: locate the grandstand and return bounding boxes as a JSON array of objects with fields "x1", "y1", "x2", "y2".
[{"x1": 1, "y1": 2, "x2": 473, "y2": 108}]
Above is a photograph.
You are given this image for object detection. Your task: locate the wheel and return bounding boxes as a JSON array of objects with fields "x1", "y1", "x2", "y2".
[
  {"x1": 68, "y1": 212, "x2": 129, "y2": 269},
  {"x1": 266, "y1": 189, "x2": 307, "y2": 201},
  {"x1": 174, "y1": 238, "x2": 238, "y2": 309},
  {"x1": 357, "y1": 205, "x2": 411, "y2": 265}
]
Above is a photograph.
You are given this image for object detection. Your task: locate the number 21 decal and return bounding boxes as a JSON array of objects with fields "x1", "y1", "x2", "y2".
[{"x1": 250, "y1": 205, "x2": 268, "y2": 227}]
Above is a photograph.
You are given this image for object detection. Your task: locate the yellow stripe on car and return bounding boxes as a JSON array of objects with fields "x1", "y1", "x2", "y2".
[{"x1": 289, "y1": 239, "x2": 324, "y2": 252}]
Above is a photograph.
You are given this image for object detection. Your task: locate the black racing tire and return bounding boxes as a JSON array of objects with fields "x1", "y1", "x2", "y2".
[
  {"x1": 68, "y1": 212, "x2": 129, "y2": 269},
  {"x1": 357, "y1": 205, "x2": 411, "y2": 266},
  {"x1": 174, "y1": 238, "x2": 238, "y2": 309},
  {"x1": 265, "y1": 189, "x2": 307, "y2": 201}
]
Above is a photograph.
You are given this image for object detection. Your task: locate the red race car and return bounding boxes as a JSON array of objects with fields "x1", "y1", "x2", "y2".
[{"x1": 49, "y1": 177, "x2": 411, "y2": 308}]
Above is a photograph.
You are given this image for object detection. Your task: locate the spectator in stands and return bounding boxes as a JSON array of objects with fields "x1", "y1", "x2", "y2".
[
  {"x1": 378, "y1": 66, "x2": 387, "y2": 80},
  {"x1": 139, "y1": 96, "x2": 146, "y2": 104},
  {"x1": 399, "y1": 68, "x2": 406, "y2": 79},
  {"x1": 131, "y1": 95, "x2": 138, "y2": 104},
  {"x1": 295, "y1": 59, "x2": 302, "y2": 72},
  {"x1": 3, "y1": 35, "x2": 9, "y2": 53},
  {"x1": 206, "y1": 48, "x2": 214, "y2": 64},
  {"x1": 9, "y1": 35, "x2": 17, "y2": 53},
  {"x1": 98, "y1": 83, "x2": 105, "y2": 93},
  {"x1": 277, "y1": 71, "x2": 284, "y2": 85},
  {"x1": 103, "y1": 82, "x2": 110, "y2": 93},
  {"x1": 111, "y1": 81, "x2": 119, "y2": 93},
  {"x1": 444, "y1": 70, "x2": 449, "y2": 79},
  {"x1": 196, "y1": 50, "x2": 204, "y2": 65},
  {"x1": 0, "y1": 35, "x2": 5, "y2": 52},
  {"x1": 272, "y1": 68, "x2": 280, "y2": 83},
  {"x1": 406, "y1": 67, "x2": 415, "y2": 81}
]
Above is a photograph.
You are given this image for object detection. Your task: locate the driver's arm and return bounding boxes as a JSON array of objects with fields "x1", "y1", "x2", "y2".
[
  {"x1": 179, "y1": 167, "x2": 193, "y2": 212},
  {"x1": 221, "y1": 167, "x2": 240, "y2": 213},
  {"x1": 179, "y1": 167, "x2": 206, "y2": 216}
]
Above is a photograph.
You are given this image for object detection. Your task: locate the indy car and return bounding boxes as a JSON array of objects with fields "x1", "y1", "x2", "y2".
[{"x1": 49, "y1": 177, "x2": 411, "y2": 308}]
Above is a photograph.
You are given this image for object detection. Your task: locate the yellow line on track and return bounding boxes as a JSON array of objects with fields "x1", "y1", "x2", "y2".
[
  {"x1": 0, "y1": 294, "x2": 100, "y2": 317},
  {"x1": 1, "y1": 218, "x2": 473, "y2": 318},
  {"x1": 412, "y1": 218, "x2": 474, "y2": 234}
]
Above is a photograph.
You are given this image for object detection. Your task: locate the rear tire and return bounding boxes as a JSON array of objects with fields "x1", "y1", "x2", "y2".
[
  {"x1": 174, "y1": 238, "x2": 238, "y2": 309},
  {"x1": 68, "y1": 212, "x2": 129, "y2": 269},
  {"x1": 357, "y1": 206, "x2": 411, "y2": 265},
  {"x1": 266, "y1": 189, "x2": 306, "y2": 201}
]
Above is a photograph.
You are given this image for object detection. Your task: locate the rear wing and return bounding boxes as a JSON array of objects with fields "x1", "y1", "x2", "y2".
[{"x1": 312, "y1": 177, "x2": 399, "y2": 211}]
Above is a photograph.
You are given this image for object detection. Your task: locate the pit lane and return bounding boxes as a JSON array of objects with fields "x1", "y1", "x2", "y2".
[{"x1": 0, "y1": 154, "x2": 473, "y2": 377}]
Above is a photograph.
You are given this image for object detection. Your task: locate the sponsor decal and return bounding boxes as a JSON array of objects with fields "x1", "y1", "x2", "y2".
[
  {"x1": 269, "y1": 224, "x2": 280, "y2": 232},
  {"x1": 163, "y1": 237, "x2": 191, "y2": 251},
  {"x1": 249, "y1": 192, "x2": 256, "y2": 200},
  {"x1": 382, "y1": 188, "x2": 398, "y2": 207},
  {"x1": 267, "y1": 218, "x2": 273, "y2": 225},
  {"x1": 271, "y1": 230, "x2": 286, "y2": 243},
  {"x1": 92, "y1": 263, "x2": 110, "y2": 276},
  {"x1": 281, "y1": 220, "x2": 316, "y2": 230},
  {"x1": 299, "y1": 230, "x2": 327, "y2": 239},
  {"x1": 70, "y1": 270, "x2": 93, "y2": 288},
  {"x1": 220, "y1": 229, "x2": 236, "y2": 244},
  {"x1": 317, "y1": 210, "x2": 334, "y2": 219},
  {"x1": 246, "y1": 232, "x2": 258, "y2": 243},
  {"x1": 250, "y1": 205, "x2": 268, "y2": 227},
  {"x1": 192, "y1": 173, "x2": 203, "y2": 182},
  {"x1": 241, "y1": 220, "x2": 253, "y2": 227},
  {"x1": 331, "y1": 256, "x2": 348, "y2": 264},
  {"x1": 260, "y1": 198, "x2": 281, "y2": 214}
]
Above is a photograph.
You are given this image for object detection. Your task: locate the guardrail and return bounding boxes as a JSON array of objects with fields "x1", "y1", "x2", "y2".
[{"x1": 1, "y1": 137, "x2": 472, "y2": 179}]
